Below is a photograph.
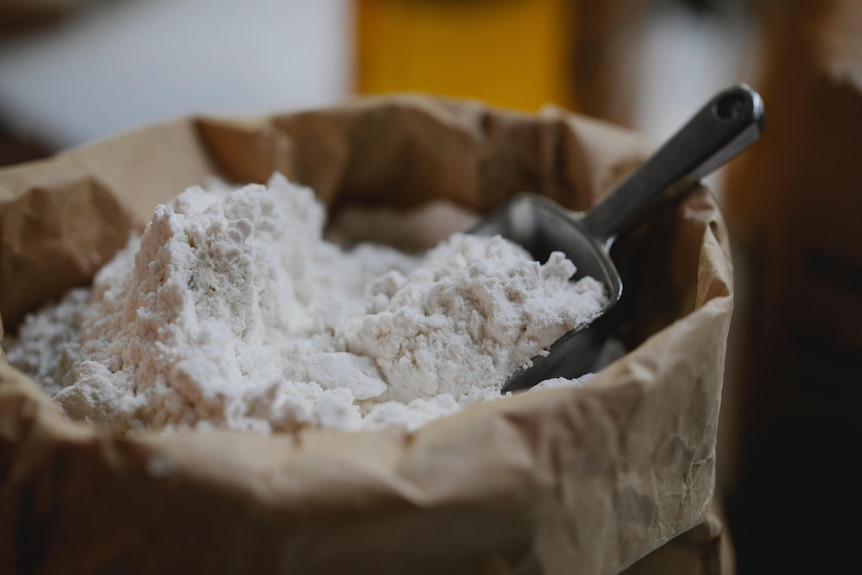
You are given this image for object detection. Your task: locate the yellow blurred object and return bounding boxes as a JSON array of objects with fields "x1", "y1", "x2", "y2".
[{"x1": 355, "y1": 0, "x2": 577, "y2": 112}]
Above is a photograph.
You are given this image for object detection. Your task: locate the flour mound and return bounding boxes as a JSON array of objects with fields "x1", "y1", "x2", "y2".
[
  {"x1": 4, "y1": 173, "x2": 608, "y2": 434},
  {"x1": 346, "y1": 235, "x2": 605, "y2": 403}
]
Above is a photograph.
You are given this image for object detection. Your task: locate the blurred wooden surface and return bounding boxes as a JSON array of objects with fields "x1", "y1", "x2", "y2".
[
  {"x1": 721, "y1": 1, "x2": 862, "y2": 573},
  {"x1": 0, "y1": 122, "x2": 53, "y2": 167}
]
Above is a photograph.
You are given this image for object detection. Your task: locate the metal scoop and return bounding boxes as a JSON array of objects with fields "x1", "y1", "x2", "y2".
[{"x1": 469, "y1": 84, "x2": 765, "y2": 393}]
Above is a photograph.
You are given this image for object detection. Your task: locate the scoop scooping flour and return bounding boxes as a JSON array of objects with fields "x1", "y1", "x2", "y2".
[{"x1": 3, "y1": 173, "x2": 607, "y2": 433}]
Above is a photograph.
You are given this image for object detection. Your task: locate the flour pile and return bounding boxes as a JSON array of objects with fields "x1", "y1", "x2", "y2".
[{"x1": 4, "y1": 173, "x2": 607, "y2": 434}]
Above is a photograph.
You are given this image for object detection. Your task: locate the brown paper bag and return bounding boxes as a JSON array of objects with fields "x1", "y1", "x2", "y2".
[
  {"x1": 623, "y1": 498, "x2": 735, "y2": 575},
  {"x1": 0, "y1": 95, "x2": 734, "y2": 574}
]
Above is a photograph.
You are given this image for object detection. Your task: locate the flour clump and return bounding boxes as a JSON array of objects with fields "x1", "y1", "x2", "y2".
[{"x1": 4, "y1": 173, "x2": 608, "y2": 434}]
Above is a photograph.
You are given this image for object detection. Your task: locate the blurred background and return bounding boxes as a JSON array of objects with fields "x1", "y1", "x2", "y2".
[
  {"x1": 1, "y1": 0, "x2": 859, "y2": 573},
  {"x1": 0, "y1": 0, "x2": 761, "y2": 177}
]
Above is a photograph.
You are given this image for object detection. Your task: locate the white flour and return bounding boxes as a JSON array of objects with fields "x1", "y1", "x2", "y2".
[{"x1": 4, "y1": 173, "x2": 606, "y2": 434}]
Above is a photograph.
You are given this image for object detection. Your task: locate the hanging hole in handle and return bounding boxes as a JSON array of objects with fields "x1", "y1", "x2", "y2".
[{"x1": 713, "y1": 91, "x2": 748, "y2": 121}]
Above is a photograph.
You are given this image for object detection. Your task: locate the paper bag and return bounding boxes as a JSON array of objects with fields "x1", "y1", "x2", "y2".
[
  {"x1": 622, "y1": 498, "x2": 734, "y2": 575},
  {"x1": 0, "y1": 95, "x2": 734, "y2": 574}
]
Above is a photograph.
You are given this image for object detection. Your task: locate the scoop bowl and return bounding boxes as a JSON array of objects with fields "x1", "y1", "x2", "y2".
[{"x1": 469, "y1": 84, "x2": 766, "y2": 392}]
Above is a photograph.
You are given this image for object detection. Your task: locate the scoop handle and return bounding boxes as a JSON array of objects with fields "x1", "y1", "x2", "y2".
[{"x1": 582, "y1": 83, "x2": 765, "y2": 244}]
